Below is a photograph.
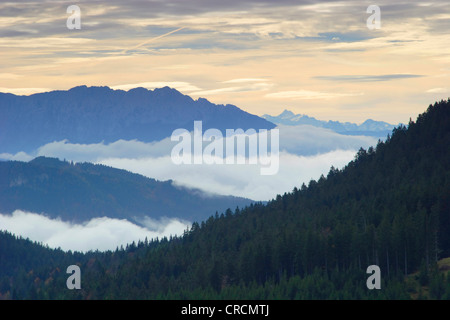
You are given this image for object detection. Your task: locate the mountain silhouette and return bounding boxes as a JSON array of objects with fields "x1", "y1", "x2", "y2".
[{"x1": 0, "y1": 86, "x2": 275, "y2": 153}]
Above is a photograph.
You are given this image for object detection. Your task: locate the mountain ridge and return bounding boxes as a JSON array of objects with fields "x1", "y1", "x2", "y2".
[
  {"x1": 0, "y1": 86, "x2": 276, "y2": 153},
  {"x1": 263, "y1": 109, "x2": 398, "y2": 138},
  {"x1": 0, "y1": 156, "x2": 255, "y2": 224}
]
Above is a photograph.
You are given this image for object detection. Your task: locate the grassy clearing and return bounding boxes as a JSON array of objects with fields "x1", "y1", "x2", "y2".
[{"x1": 405, "y1": 257, "x2": 450, "y2": 300}]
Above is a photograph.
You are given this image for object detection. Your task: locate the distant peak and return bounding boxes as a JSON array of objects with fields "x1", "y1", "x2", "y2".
[
  {"x1": 69, "y1": 85, "x2": 88, "y2": 91},
  {"x1": 68, "y1": 85, "x2": 112, "y2": 93},
  {"x1": 279, "y1": 109, "x2": 295, "y2": 117},
  {"x1": 127, "y1": 87, "x2": 149, "y2": 93},
  {"x1": 154, "y1": 86, "x2": 179, "y2": 93}
]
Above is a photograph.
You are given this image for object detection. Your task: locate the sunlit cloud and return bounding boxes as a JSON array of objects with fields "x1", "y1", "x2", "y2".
[
  {"x1": 0, "y1": 87, "x2": 51, "y2": 95},
  {"x1": 223, "y1": 78, "x2": 268, "y2": 83},
  {"x1": 426, "y1": 87, "x2": 450, "y2": 93},
  {"x1": 315, "y1": 74, "x2": 424, "y2": 82},
  {"x1": 0, "y1": 152, "x2": 33, "y2": 162},
  {"x1": 265, "y1": 90, "x2": 364, "y2": 100},
  {"x1": 192, "y1": 82, "x2": 272, "y2": 96}
]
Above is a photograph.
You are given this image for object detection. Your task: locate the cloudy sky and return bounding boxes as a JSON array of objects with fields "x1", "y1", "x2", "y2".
[{"x1": 1, "y1": 0, "x2": 449, "y2": 123}]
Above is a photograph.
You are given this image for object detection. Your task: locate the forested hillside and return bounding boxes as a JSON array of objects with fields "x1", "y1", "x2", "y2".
[{"x1": 1, "y1": 99, "x2": 449, "y2": 300}]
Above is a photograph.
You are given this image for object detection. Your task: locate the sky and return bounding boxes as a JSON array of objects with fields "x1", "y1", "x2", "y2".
[{"x1": 1, "y1": 0, "x2": 449, "y2": 123}]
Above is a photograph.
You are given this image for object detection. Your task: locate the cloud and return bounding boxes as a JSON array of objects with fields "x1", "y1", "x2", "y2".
[
  {"x1": 192, "y1": 79, "x2": 272, "y2": 96},
  {"x1": 0, "y1": 37, "x2": 94, "y2": 49},
  {"x1": 34, "y1": 138, "x2": 174, "y2": 162},
  {"x1": 191, "y1": 87, "x2": 247, "y2": 96},
  {"x1": 0, "y1": 87, "x2": 51, "y2": 95},
  {"x1": 426, "y1": 87, "x2": 449, "y2": 93},
  {"x1": 0, "y1": 210, "x2": 190, "y2": 252},
  {"x1": 265, "y1": 90, "x2": 363, "y2": 100},
  {"x1": 111, "y1": 82, "x2": 201, "y2": 92},
  {"x1": 223, "y1": 78, "x2": 268, "y2": 83},
  {"x1": 0, "y1": 152, "x2": 33, "y2": 162},
  {"x1": 315, "y1": 74, "x2": 424, "y2": 82}
]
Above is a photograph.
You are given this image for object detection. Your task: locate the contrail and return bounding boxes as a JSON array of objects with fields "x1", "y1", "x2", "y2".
[{"x1": 121, "y1": 26, "x2": 185, "y2": 54}]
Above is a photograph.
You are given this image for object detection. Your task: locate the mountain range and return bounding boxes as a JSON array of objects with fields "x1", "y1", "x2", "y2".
[
  {"x1": 0, "y1": 86, "x2": 275, "y2": 154},
  {"x1": 0, "y1": 86, "x2": 400, "y2": 157},
  {"x1": 263, "y1": 109, "x2": 398, "y2": 138},
  {"x1": 1, "y1": 99, "x2": 449, "y2": 300},
  {"x1": 0, "y1": 156, "x2": 254, "y2": 224}
]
